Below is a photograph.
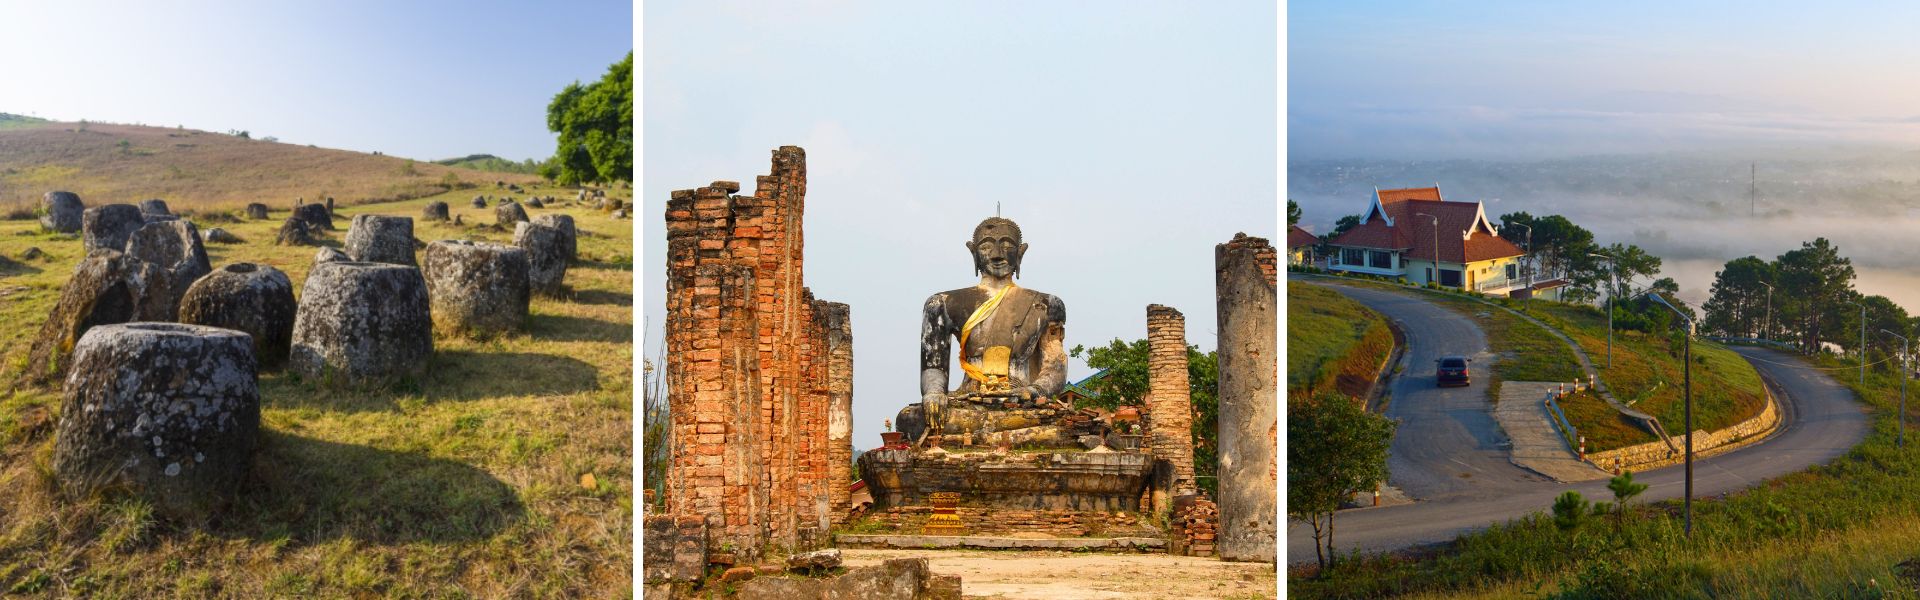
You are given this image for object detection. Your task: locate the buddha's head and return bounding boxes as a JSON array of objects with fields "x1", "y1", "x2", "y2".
[{"x1": 967, "y1": 217, "x2": 1026, "y2": 279}]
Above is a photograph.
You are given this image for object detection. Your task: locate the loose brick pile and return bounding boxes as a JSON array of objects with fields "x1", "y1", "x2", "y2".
[{"x1": 1176, "y1": 498, "x2": 1219, "y2": 557}]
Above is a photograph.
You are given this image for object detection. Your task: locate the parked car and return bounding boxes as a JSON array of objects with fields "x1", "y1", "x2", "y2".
[{"x1": 1436, "y1": 356, "x2": 1471, "y2": 387}]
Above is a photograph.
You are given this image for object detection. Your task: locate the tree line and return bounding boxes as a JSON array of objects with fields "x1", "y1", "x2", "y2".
[{"x1": 1701, "y1": 238, "x2": 1913, "y2": 368}]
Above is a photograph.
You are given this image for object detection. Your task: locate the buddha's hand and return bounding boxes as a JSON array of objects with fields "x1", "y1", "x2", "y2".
[{"x1": 922, "y1": 391, "x2": 946, "y2": 407}]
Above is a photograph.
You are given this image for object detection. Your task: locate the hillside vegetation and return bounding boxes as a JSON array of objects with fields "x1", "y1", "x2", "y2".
[
  {"x1": 434, "y1": 154, "x2": 542, "y2": 175},
  {"x1": 1289, "y1": 282, "x2": 1394, "y2": 400},
  {"x1": 0, "y1": 122, "x2": 545, "y2": 213},
  {"x1": 0, "y1": 185, "x2": 633, "y2": 597}
]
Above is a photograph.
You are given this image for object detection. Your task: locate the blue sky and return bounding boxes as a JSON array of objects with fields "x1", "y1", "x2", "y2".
[
  {"x1": 642, "y1": 1, "x2": 1277, "y2": 450},
  {"x1": 0, "y1": 0, "x2": 631, "y2": 161},
  {"x1": 1291, "y1": 1, "x2": 1920, "y2": 159}
]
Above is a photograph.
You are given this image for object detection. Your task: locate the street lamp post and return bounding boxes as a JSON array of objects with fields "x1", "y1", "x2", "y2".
[
  {"x1": 1760, "y1": 282, "x2": 1774, "y2": 343},
  {"x1": 1857, "y1": 299, "x2": 1868, "y2": 386},
  {"x1": 1416, "y1": 212, "x2": 1441, "y2": 288},
  {"x1": 1645, "y1": 291, "x2": 1695, "y2": 537},
  {"x1": 1513, "y1": 223, "x2": 1534, "y2": 294},
  {"x1": 1589, "y1": 252, "x2": 1616, "y2": 368},
  {"x1": 1883, "y1": 328, "x2": 1909, "y2": 449}
]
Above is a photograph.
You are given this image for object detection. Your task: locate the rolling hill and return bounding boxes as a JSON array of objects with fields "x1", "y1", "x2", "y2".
[{"x1": 0, "y1": 121, "x2": 546, "y2": 213}]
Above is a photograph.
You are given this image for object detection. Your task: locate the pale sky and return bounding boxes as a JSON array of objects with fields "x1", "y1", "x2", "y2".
[
  {"x1": 1290, "y1": 1, "x2": 1920, "y2": 159},
  {"x1": 642, "y1": 1, "x2": 1278, "y2": 451},
  {"x1": 0, "y1": 0, "x2": 631, "y2": 161}
]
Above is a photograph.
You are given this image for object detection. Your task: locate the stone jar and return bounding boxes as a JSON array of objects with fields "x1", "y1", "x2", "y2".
[
  {"x1": 471, "y1": 195, "x2": 487, "y2": 208},
  {"x1": 275, "y1": 217, "x2": 313, "y2": 246},
  {"x1": 124, "y1": 219, "x2": 213, "y2": 319},
  {"x1": 53, "y1": 323, "x2": 260, "y2": 522},
  {"x1": 180, "y1": 263, "x2": 298, "y2": 369},
  {"x1": 343, "y1": 214, "x2": 416, "y2": 266},
  {"x1": 423, "y1": 240, "x2": 531, "y2": 336},
  {"x1": 494, "y1": 201, "x2": 529, "y2": 226},
  {"x1": 24, "y1": 250, "x2": 174, "y2": 383},
  {"x1": 531, "y1": 214, "x2": 577, "y2": 261},
  {"x1": 422, "y1": 201, "x2": 450, "y2": 222},
  {"x1": 83, "y1": 204, "x2": 146, "y2": 253},
  {"x1": 293, "y1": 203, "x2": 334, "y2": 231},
  {"x1": 41, "y1": 191, "x2": 84, "y2": 233},
  {"x1": 138, "y1": 198, "x2": 171, "y2": 217},
  {"x1": 246, "y1": 203, "x2": 270, "y2": 220},
  {"x1": 290, "y1": 261, "x2": 433, "y2": 385},
  {"x1": 513, "y1": 221, "x2": 568, "y2": 295}
]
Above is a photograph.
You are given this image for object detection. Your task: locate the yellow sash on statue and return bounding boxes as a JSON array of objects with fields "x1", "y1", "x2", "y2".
[{"x1": 959, "y1": 284, "x2": 1016, "y2": 391}]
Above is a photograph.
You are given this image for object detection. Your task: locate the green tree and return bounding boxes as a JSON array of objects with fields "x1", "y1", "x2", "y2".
[
  {"x1": 545, "y1": 52, "x2": 633, "y2": 185},
  {"x1": 1701, "y1": 256, "x2": 1777, "y2": 338},
  {"x1": 1070, "y1": 339, "x2": 1222, "y2": 496},
  {"x1": 1288, "y1": 199, "x2": 1302, "y2": 227},
  {"x1": 1552, "y1": 490, "x2": 1590, "y2": 532},
  {"x1": 1288, "y1": 391, "x2": 1395, "y2": 570},
  {"x1": 1497, "y1": 212, "x2": 1593, "y2": 274},
  {"x1": 1606, "y1": 471, "x2": 1648, "y2": 532},
  {"x1": 1776, "y1": 238, "x2": 1855, "y2": 353}
]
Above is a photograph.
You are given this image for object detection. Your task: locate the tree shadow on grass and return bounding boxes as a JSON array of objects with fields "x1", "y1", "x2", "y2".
[
  {"x1": 218, "y1": 430, "x2": 523, "y2": 545},
  {"x1": 0, "y1": 256, "x2": 42, "y2": 277},
  {"x1": 528, "y1": 313, "x2": 630, "y2": 344},
  {"x1": 262, "y1": 351, "x2": 599, "y2": 413}
]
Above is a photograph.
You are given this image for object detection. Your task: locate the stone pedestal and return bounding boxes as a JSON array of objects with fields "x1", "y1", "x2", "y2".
[{"x1": 858, "y1": 448, "x2": 1153, "y2": 512}]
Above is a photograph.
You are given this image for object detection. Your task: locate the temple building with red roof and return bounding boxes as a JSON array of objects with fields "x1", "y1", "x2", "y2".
[{"x1": 1324, "y1": 186, "x2": 1566, "y2": 299}]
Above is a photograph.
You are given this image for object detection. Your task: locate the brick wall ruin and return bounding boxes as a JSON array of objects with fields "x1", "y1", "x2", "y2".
[
  {"x1": 1214, "y1": 233, "x2": 1278, "y2": 563},
  {"x1": 1146, "y1": 304, "x2": 1197, "y2": 495},
  {"x1": 662, "y1": 146, "x2": 852, "y2": 558}
]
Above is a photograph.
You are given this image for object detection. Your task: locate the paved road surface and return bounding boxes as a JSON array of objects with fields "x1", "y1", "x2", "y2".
[{"x1": 1287, "y1": 280, "x2": 1870, "y2": 564}]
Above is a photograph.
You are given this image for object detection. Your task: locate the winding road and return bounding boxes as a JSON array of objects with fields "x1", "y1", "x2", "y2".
[{"x1": 1286, "y1": 279, "x2": 1871, "y2": 563}]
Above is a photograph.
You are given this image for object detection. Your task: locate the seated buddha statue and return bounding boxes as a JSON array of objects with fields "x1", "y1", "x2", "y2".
[{"x1": 896, "y1": 216, "x2": 1087, "y2": 449}]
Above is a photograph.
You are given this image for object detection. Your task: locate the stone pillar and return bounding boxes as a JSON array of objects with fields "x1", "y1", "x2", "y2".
[
  {"x1": 1215, "y1": 233, "x2": 1277, "y2": 563},
  {"x1": 1147, "y1": 305, "x2": 1197, "y2": 495},
  {"x1": 821, "y1": 301, "x2": 855, "y2": 523}
]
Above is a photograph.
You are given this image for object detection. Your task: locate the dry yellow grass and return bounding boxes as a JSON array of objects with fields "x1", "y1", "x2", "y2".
[
  {"x1": 0, "y1": 121, "x2": 545, "y2": 214},
  {"x1": 0, "y1": 184, "x2": 633, "y2": 597}
]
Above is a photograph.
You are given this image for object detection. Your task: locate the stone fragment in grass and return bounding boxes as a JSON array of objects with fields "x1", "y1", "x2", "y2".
[
  {"x1": 276, "y1": 217, "x2": 314, "y2": 246},
  {"x1": 246, "y1": 202, "x2": 270, "y2": 220},
  {"x1": 202, "y1": 227, "x2": 242, "y2": 244}
]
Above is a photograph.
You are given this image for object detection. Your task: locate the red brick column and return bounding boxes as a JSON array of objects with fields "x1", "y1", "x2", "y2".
[
  {"x1": 1215, "y1": 233, "x2": 1277, "y2": 563},
  {"x1": 1147, "y1": 304, "x2": 1196, "y2": 494}
]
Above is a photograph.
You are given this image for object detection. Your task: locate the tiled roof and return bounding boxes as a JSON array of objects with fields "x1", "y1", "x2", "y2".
[
  {"x1": 1326, "y1": 186, "x2": 1524, "y2": 264},
  {"x1": 1287, "y1": 225, "x2": 1319, "y2": 249}
]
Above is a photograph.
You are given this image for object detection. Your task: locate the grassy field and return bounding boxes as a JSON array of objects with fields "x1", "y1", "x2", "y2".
[
  {"x1": 0, "y1": 121, "x2": 545, "y2": 213},
  {"x1": 1290, "y1": 350, "x2": 1920, "y2": 599},
  {"x1": 1522, "y1": 301, "x2": 1765, "y2": 448},
  {"x1": 1288, "y1": 282, "x2": 1395, "y2": 400},
  {"x1": 1555, "y1": 389, "x2": 1653, "y2": 452},
  {"x1": 0, "y1": 184, "x2": 632, "y2": 597}
]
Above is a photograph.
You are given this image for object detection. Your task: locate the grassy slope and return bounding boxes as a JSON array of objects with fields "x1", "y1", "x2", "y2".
[
  {"x1": 1295, "y1": 351, "x2": 1920, "y2": 600},
  {"x1": 0, "y1": 185, "x2": 632, "y2": 597},
  {"x1": 1522, "y1": 301, "x2": 1765, "y2": 451},
  {"x1": 0, "y1": 122, "x2": 545, "y2": 213},
  {"x1": 1288, "y1": 282, "x2": 1394, "y2": 400}
]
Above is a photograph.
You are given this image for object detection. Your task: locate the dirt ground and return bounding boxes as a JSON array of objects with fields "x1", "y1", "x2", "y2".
[{"x1": 841, "y1": 548, "x2": 1277, "y2": 599}]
